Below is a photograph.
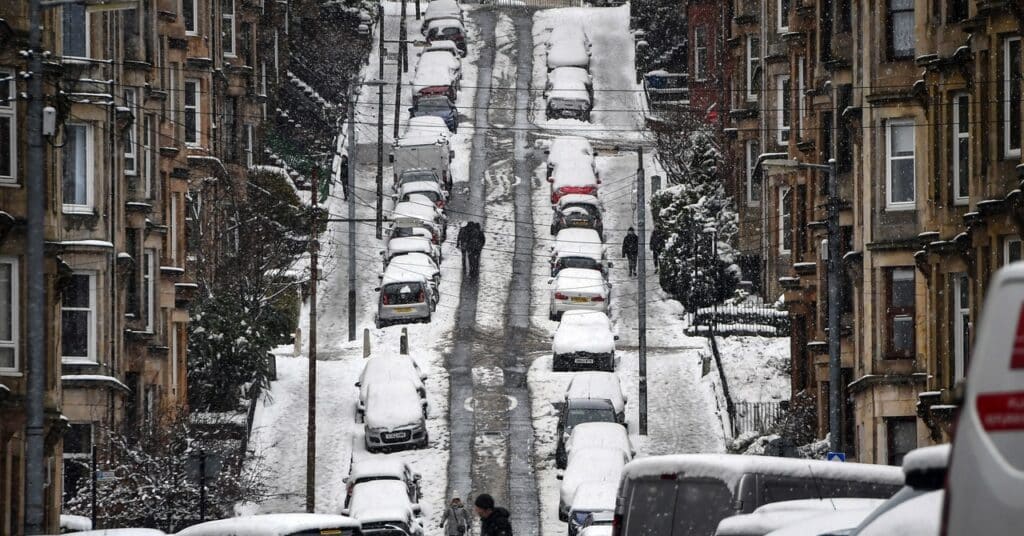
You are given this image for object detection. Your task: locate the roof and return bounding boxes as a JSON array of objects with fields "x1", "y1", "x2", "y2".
[
  {"x1": 547, "y1": 38, "x2": 590, "y2": 70},
  {"x1": 753, "y1": 498, "x2": 886, "y2": 514},
  {"x1": 365, "y1": 382, "x2": 423, "y2": 429},
  {"x1": 553, "y1": 228, "x2": 603, "y2": 260},
  {"x1": 348, "y1": 481, "x2": 415, "y2": 520},
  {"x1": 175, "y1": 514, "x2": 360, "y2": 536},
  {"x1": 549, "y1": 136, "x2": 594, "y2": 161},
  {"x1": 570, "y1": 481, "x2": 618, "y2": 511},
  {"x1": 350, "y1": 456, "x2": 410, "y2": 482},
  {"x1": 381, "y1": 262, "x2": 431, "y2": 287},
  {"x1": 66, "y1": 530, "x2": 167, "y2": 536},
  {"x1": 716, "y1": 510, "x2": 835, "y2": 536},
  {"x1": 551, "y1": 160, "x2": 598, "y2": 188},
  {"x1": 566, "y1": 371, "x2": 623, "y2": 404},
  {"x1": 412, "y1": 62, "x2": 457, "y2": 91},
  {"x1": 392, "y1": 198, "x2": 441, "y2": 222},
  {"x1": 386, "y1": 236, "x2": 434, "y2": 256},
  {"x1": 400, "y1": 116, "x2": 451, "y2": 145},
  {"x1": 554, "y1": 314, "x2": 616, "y2": 358},
  {"x1": 549, "y1": 66, "x2": 592, "y2": 87},
  {"x1": 554, "y1": 268, "x2": 607, "y2": 294}
]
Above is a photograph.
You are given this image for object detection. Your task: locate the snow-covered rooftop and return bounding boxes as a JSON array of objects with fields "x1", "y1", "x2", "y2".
[
  {"x1": 564, "y1": 371, "x2": 625, "y2": 414},
  {"x1": 364, "y1": 381, "x2": 424, "y2": 430},
  {"x1": 175, "y1": 514, "x2": 359, "y2": 536},
  {"x1": 570, "y1": 480, "x2": 617, "y2": 512},
  {"x1": 553, "y1": 228, "x2": 604, "y2": 261}
]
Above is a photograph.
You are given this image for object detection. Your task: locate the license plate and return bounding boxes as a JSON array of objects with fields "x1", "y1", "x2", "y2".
[
  {"x1": 570, "y1": 297, "x2": 588, "y2": 303},
  {"x1": 394, "y1": 307, "x2": 414, "y2": 313},
  {"x1": 569, "y1": 220, "x2": 589, "y2": 227},
  {"x1": 575, "y1": 357, "x2": 594, "y2": 364},
  {"x1": 384, "y1": 432, "x2": 407, "y2": 440}
]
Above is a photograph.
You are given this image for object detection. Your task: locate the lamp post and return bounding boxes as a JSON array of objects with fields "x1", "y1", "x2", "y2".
[{"x1": 762, "y1": 157, "x2": 841, "y2": 454}]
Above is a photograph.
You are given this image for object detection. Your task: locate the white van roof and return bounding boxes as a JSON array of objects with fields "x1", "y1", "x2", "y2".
[{"x1": 175, "y1": 514, "x2": 360, "y2": 536}]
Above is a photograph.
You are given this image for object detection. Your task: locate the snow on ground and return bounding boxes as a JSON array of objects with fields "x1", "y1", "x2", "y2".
[
  {"x1": 530, "y1": 5, "x2": 646, "y2": 142},
  {"x1": 714, "y1": 336, "x2": 791, "y2": 404}
]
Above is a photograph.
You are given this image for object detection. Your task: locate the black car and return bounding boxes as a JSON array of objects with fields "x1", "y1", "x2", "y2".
[
  {"x1": 551, "y1": 204, "x2": 603, "y2": 238},
  {"x1": 555, "y1": 398, "x2": 617, "y2": 468},
  {"x1": 410, "y1": 96, "x2": 458, "y2": 133}
]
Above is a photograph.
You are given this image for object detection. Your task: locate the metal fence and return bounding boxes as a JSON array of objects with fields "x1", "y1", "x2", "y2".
[
  {"x1": 688, "y1": 302, "x2": 791, "y2": 337},
  {"x1": 478, "y1": 0, "x2": 587, "y2": 7},
  {"x1": 732, "y1": 400, "x2": 788, "y2": 438}
]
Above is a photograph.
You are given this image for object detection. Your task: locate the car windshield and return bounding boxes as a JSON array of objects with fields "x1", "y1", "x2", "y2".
[
  {"x1": 567, "y1": 407, "x2": 615, "y2": 427},
  {"x1": 383, "y1": 283, "x2": 425, "y2": 304},
  {"x1": 563, "y1": 204, "x2": 599, "y2": 218},
  {"x1": 287, "y1": 530, "x2": 358, "y2": 536},
  {"x1": 558, "y1": 257, "x2": 601, "y2": 271},
  {"x1": 400, "y1": 171, "x2": 439, "y2": 185},
  {"x1": 362, "y1": 522, "x2": 409, "y2": 536},
  {"x1": 403, "y1": 191, "x2": 440, "y2": 204},
  {"x1": 417, "y1": 100, "x2": 452, "y2": 113},
  {"x1": 573, "y1": 511, "x2": 592, "y2": 525},
  {"x1": 390, "y1": 227, "x2": 427, "y2": 240}
]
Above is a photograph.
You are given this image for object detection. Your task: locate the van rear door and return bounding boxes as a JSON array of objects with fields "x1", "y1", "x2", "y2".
[{"x1": 620, "y1": 477, "x2": 734, "y2": 536}]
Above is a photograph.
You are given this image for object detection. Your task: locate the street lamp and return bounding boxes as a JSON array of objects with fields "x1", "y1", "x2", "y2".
[{"x1": 761, "y1": 157, "x2": 842, "y2": 456}]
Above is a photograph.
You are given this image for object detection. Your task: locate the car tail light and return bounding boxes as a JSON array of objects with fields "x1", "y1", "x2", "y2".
[
  {"x1": 436, "y1": 200, "x2": 445, "y2": 209},
  {"x1": 591, "y1": 296, "x2": 605, "y2": 302},
  {"x1": 555, "y1": 292, "x2": 569, "y2": 300},
  {"x1": 611, "y1": 514, "x2": 622, "y2": 536},
  {"x1": 418, "y1": 290, "x2": 426, "y2": 302},
  {"x1": 382, "y1": 294, "x2": 391, "y2": 305}
]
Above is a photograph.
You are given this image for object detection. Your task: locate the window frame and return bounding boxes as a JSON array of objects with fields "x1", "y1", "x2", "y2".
[
  {"x1": 947, "y1": 0, "x2": 968, "y2": 22},
  {"x1": 885, "y1": 119, "x2": 916, "y2": 210},
  {"x1": 693, "y1": 26, "x2": 708, "y2": 81},
  {"x1": 885, "y1": 417, "x2": 917, "y2": 466},
  {"x1": 169, "y1": 193, "x2": 179, "y2": 264},
  {"x1": 0, "y1": 68, "x2": 16, "y2": 185},
  {"x1": 746, "y1": 36, "x2": 760, "y2": 102},
  {"x1": 222, "y1": 0, "x2": 236, "y2": 57},
  {"x1": 1003, "y1": 36, "x2": 1021, "y2": 159},
  {"x1": 62, "y1": 122, "x2": 95, "y2": 213},
  {"x1": 143, "y1": 249, "x2": 155, "y2": 332},
  {"x1": 142, "y1": 113, "x2": 155, "y2": 198},
  {"x1": 746, "y1": 139, "x2": 761, "y2": 206},
  {"x1": 1004, "y1": 236, "x2": 1022, "y2": 265},
  {"x1": 776, "y1": 75, "x2": 791, "y2": 146},
  {"x1": 885, "y1": 267, "x2": 916, "y2": 359},
  {"x1": 245, "y1": 124, "x2": 254, "y2": 168},
  {"x1": 887, "y1": 0, "x2": 915, "y2": 60},
  {"x1": 184, "y1": 78, "x2": 201, "y2": 146},
  {"x1": 778, "y1": 0, "x2": 790, "y2": 33},
  {"x1": 61, "y1": 271, "x2": 97, "y2": 364},
  {"x1": 183, "y1": 0, "x2": 198, "y2": 35},
  {"x1": 797, "y1": 56, "x2": 806, "y2": 137},
  {"x1": 779, "y1": 185, "x2": 792, "y2": 254},
  {"x1": 952, "y1": 272, "x2": 970, "y2": 381},
  {"x1": 952, "y1": 92, "x2": 969, "y2": 205},
  {"x1": 0, "y1": 256, "x2": 18, "y2": 372},
  {"x1": 123, "y1": 89, "x2": 138, "y2": 176},
  {"x1": 61, "y1": 5, "x2": 90, "y2": 59}
]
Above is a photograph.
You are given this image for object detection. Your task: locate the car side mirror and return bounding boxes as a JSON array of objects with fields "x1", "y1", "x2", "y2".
[
  {"x1": 341, "y1": 508, "x2": 350, "y2": 516},
  {"x1": 373, "y1": 287, "x2": 381, "y2": 292},
  {"x1": 412, "y1": 503, "x2": 422, "y2": 515},
  {"x1": 614, "y1": 335, "x2": 620, "y2": 341},
  {"x1": 547, "y1": 278, "x2": 554, "y2": 285},
  {"x1": 389, "y1": 153, "x2": 395, "y2": 163},
  {"x1": 556, "y1": 472, "x2": 564, "y2": 480}
]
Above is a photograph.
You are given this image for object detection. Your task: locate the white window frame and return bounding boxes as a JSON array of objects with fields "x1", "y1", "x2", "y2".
[
  {"x1": 222, "y1": 0, "x2": 236, "y2": 57},
  {"x1": 62, "y1": 6, "x2": 90, "y2": 59},
  {"x1": 953, "y1": 272, "x2": 969, "y2": 381},
  {"x1": 886, "y1": 119, "x2": 916, "y2": 210},
  {"x1": 184, "y1": 78, "x2": 200, "y2": 146},
  {"x1": 797, "y1": 57, "x2": 806, "y2": 136},
  {"x1": 170, "y1": 324, "x2": 179, "y2": 397},
  {"x1": 62, "y1": 122, "x2": 95, "y2": 213},
  {"x1": 183, "y1": 0, "x2": 198, "y2": 35},
  {"x1": 779, "y1": 185, "x2": 792, "y2": 254},
  {"x1": 776, "y1": 75, "x2": 791, "y2": 146},
  {"x1": 694, "y1": 27, "x2": 707, "y2": 81},
  {"x1": 245, "y1": 124, "x2": 254, "y2": 168},
  {"x1": 0, "y1": 256, "x2": 19, "y2": 372},
  {"x1": 61, "y1": 271, "x2": 97, "y2": 364},
  {"x1": 778, "y1": 0, "x2": 790, "y2": 33},
  {"x1": 170, "y1": 194, "x2": 179, "y2": 263},
  {"x1": 746, "y1": 36, "x2": 760, "y2": 102},
  {"x1": 746, "y1": 139, "x2": 761, "y2": 206},
  {"x1": 143, "y1": 250, "x2": 155, "y2": 332},
  {"x1": 123, "y1": 89, "x2": 138, "y2": 176},
  {"x1": 1004, "y1": 36, "x2": 1021, "y2": 159},
  {"x1": 1004, "y1": 236, "x2": 1022, "y2": 265},
  {"x1": 953, "y1": 93, "x2": 969, "y2": 205},
  {"x1": 142, "y1": 114, "x2": 154, "y2": 198},
  {"x1": 0, "y1": 69, "x2": 16, "y2": 185},
  {"x1": 260, "y1": 61, "x2": 268, "y2": 97},
  {"x1": 169, "y1": 63, "x2": 179, "y2": 128}
]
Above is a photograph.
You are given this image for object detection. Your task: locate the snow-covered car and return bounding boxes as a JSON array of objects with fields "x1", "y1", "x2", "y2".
[
  {"x1": 763, "y1": 508, "x2": 879, "y2": 536},
  {"x1": 559, "y1": 421, "x2": 633, "y2": 470},
  {"x1": 854, "y1": 490, "x2": 943, "y2": 536},
  {"x1": 391, "y1": 194, "x2": 447, "y2": 243},
  {"x1": 550, "y1": 228, "x2": 607, "y2": 276},
  {"x1": 343, "y1": 480, "x2": 423, "y2": 534},
  {"x1": 395, "y1": 168, "x2": 445, "y2": 193},
  {"x1": 547, "y1": 23, "x2": 591, "y2": 51},
  {"x1": 344, "y1": 456, "x2": 423, "y2": 508},
  {"x1": 549, "y1": 159, "x2": 599, "y2": 204},
  {"x1": 551, "y1": 194, "x2": 603, "y2": 237},
  {"x1": 579, "y1": 526, "x2": 612, "y2": 536},
  {"x1": 613, "y1": 454, "x2": 904, "y2": 536},
  {"x1": 395, "y1": 180, "x2": 449, "y2": 210},
  {"x1": 844, "y1": 444, "x2": 948, "y2": 535},
  {"x1": 552, "y1": 311, "x2": 617, "y2": 372},
  {"x1": 69, "y1": 530, "x2": 166, "y2": 536},
  {"x1": 412, "y1": 53, "x2": 460, "y2": 101},
  {"x1": 568, "y1": 481, "x2": 617, "y2": 536},
  {"x1": 579, "y1": 511, "x2": 614, "y2": 534},
  {"x1": 548, "y1": 268, "x2": 609, "y2": 321},
  {"x1": 557, "y1": 447, "x2": 627, "y2": 521},
  {"x1": 421, "y1": 0, "x2": 463, "y2": 32},
  {"x1": 409, "y1": 95, "x2": 459, "y2": 133},
  {"x1": 174, "y1": 513, "x2": 360, "y2": 536},
  {"x1": 547, "y1": 29, "x2": 591, "y2": 72},
  {"x1": 375, "y1": 270, "x2": 434, "y2": 328},
  {"x1": 546, "y1": 136, "x2": 595, "y2": 179},
  {"x1": 383, "y1": 251, "x2": 441, "y2": 303},
  {"x1": 547, "y1": 66, "x2": 593, "y2": 96},
  {"x1": 356, "y1": 354, "x2": 428, "y2": 418},
  {"x1": 419, "y1": 49, "x2": 462, "y2": 80},
  {"x1": 556, "y1": 398, "x2": 618, "y2": 470},
  {"x1": 546, "y1": 77, "x2": 592, "y2": 121},
  {"x1": 357, "y1": 505, "x2": 424, "y2": 536},
  {"x1": 363, "y1": 381, "x2": 429, "y2": 452},
  {"x1": 714, "y1": 499, "x2": 882, "y2": 536},
  {"x1": 425, "y1": 18, "x2": 466, "y2": 54},
  {"x1": 383, "y1": 235, "x2": 441, "y2": 268},
  {"x1": 564, "y1": 372, "x2": 627, "y2": 423},
  {"x1": 424, "y1": 39, "x2": 464, "y2": 58}
]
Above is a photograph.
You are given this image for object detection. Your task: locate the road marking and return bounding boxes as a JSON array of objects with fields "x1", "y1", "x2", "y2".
[{"x1": 464, "y1": 395, "x2": 518, "y2": 412}]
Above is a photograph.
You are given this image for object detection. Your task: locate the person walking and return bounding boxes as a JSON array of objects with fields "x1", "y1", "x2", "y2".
[
  {"x1": 622, "y1": 227, "x2": 639, "y2": 277},
  {"x1": 474, "y1": 493, "x2": 512, "y2": 536},
  {"x1": 441, "y1": 496, "x2": 473, "y2": 536},
  {"x1": 465, "y1": 222, "x2": 486, "y2": 278},
  {"x1": 457, "y1": 222, "x2": 470, "y2": 275},
  {"x1": 650, "y1": 227, "x2": 666, "y2": 273}
]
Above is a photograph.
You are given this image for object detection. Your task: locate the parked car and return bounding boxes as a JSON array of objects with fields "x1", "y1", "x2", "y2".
[
  {"x1": 942, "y1": 264, "x2": 1024, "y2": 535},
  {"x1": 715, "y1": 499, "x2": 882, "y2": 536},
  {"x1": 552, "y1": 311, "x2": 617, "y2": 372},
  {"x1": 558, "y1": 447, "x2": 628, "y2": 521},
  {"x1": 558, "y1": 421, "x2": 633, "y2": 470},
  {"x1": 393, "y1": 118, "x2": 453, "y2": 191},
  {"x1": 409, "y1": 95, "x2": 459, "y2": 133},
  {"x1": 375, "y1": 271, "x2": 434, "y2": 328},
  {"x1": 394, "y1": 168, "x2": 445, "y2": 193},
  {"x1": 68, "y1": 530, "x2": 166, "y2": 536},
  {"x1": 391, "y1": 194, "x2": 448, "y2": 243},
  {"x1": 425, "y1": 18, "x2": 466, "y2": 54},
  {"x1": 344, "y1": 456, "x2": 423, "y2": 508},
  {"x1": 763, "y1": 509, "x2": 880, "y2": 536},
  {"x1": 174, "y1": 514, "x2": 362, "y2": 536},
  {"x1": 546, "y1": 25, "x2": 591, "y2": 71},
  {"x1": 419, "y1": 48, "x2": 462, "y2": 81},
  {"x1": 395, "y1": 180, "x2": 449, "y2": 210},
  {"x1": 550, "y1": 228, "x2": 607, "y2": 276},
  {"x1": 549, "y1": 268, "x2": 609, "y2": 321},
  {"x1": 551, "y1": 194, "x2": 603, "y2": 237},
  {"x1": 580, "y1": 511, "x2": 614, "y2": 533},
  {"x1": 363, "y1": 382, "x2": 429, "y2": 452},
  {"x1": 546, "y1": 78, "x2": 592, "y2": 121},
  {"x1": 343, "y1": 480, "x2": 423, "y2": 535},
  {"x1": 357, "y1": 355, "x2": 428, "y2": 419},
  {"x1": 568, "y1": 481, "x2": 618, "y2": 536},
  {"x1": 844, "y1": 444, "x2": 948, "y2": 535},
  {"x1": 564, "y1": 372, "x2": 626, "y2": 423},
  {"x1": 549, "y1": 160, "x2": 599, "y2": 204},
  {"x1": 421, "y1": 0, "x2": 462, "y2": 31},
  {"x1": 423, "y1": 39, "x2": 464, "y2": 58},
  {"x1": 546, "y1": 136, "x2": 595, "y2": 179},
  {"x1": 380, "y1": 252, "x2": 441, "y2": 306},
  {"x1": 383, "y1": 235, "x2": 441, "y2": 268},
  {"x1": 612, "y1": 454, "x2": 904, "y2": 536},
  {"x1": 547, "y1": 66, "x2": 593, "y2": 96},
  {"x1": 555, "y1": 398, "x2": 618, "y2": 470}
]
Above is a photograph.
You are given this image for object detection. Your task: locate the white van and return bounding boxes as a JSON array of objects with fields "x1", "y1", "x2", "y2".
[
  {"x1": 942, "y1": 263, "x2": 1024, "y2": 533},
  {"x1": 175, "y1": 514, "x2": 362, "y2": 536}
]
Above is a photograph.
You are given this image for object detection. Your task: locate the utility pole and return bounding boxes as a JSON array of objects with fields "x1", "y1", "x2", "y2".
[
  {"x1": 637, "y1": 147, "x2": 648, "y2": 436},
  {"x1": 376, "y1": 2, "x2": 385, "y2": 239},
  {"x1": 415, "y1": 0, "x2": 421, "y2": 20},
  {"x1": 306, "y1": 167, "x2": 319, "y2": 513},
  {"x1": 25, "y1": 0, "x2": 47, "y2": 531},
  {"x1": 348, "y1": 90, "x2": 358, "y2": 341},
  {"x1": 394, "y1": 0, "x2": 407, "y2": 141},
  {"x1": 826, "y1": 158, "x2": 842, "y2": 454}
]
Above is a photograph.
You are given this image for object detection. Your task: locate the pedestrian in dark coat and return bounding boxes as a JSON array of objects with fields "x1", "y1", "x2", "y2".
[
  {"x1": 622, "y1": 227, "x2": 639, "y2": 276},
  {"x1": 441, "y1": 496, "x2": 473, "y2": 535},
  {"x1": 475, "y1": 494, "x2": 512, "y2": 536},
  {"x1": 465, "y1": 222, "x2": 486, "y2": 278},
  {"x1": 650, "y1": 227, "x2": 666, "y2": 273},
  {"x1": 457, "y1": 223, "x2": 470, "y2": 274}
]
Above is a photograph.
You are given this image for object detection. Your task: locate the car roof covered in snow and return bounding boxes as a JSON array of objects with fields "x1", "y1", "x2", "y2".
[
  {"x1": 565, "y1": 371, "x2": 624, "y2": 410},
  {"x1": 551, "y1": 162, "x2": 598, "y2": 190},
  {"x1": 387, "y1": 236, "x2": 435, "y2": 257},
  {"x1": 399, "y1": 117, "x2": 451, "y2": 146},
  {"x1": 901, "y1": 444, "x2": 950, "y2": 476},
  {"x1": 558, "y1": 193, "x2": 601, "y2": 208},
  {"x1": 549, "y1": 136, "x2": 594, "y2": 160},
  {"x1": 580, "y1": 527, "x2": 613, "y2": 536},
  {"x1": 69, "y1": 530, "x2": 167, "y2": 536},
  {"x1": 548, "y1": 77, "x2": 591, "y2": 101},
  {"x1": 412, "y1": 61, "x2": 457, "y2": 91},
  {"x1": 753, "y1": 498, "x2": 886, "y2": 514},
  {"x1": 548, "y1": 24, "x2": 590, "y2": 47},
  {"x1": 389, "y1": 251, "x2": 439, "y2": 275},
  {"x1": 549, "y1": 66, "x2": 592, "y2": 87},
  {"x1": 381, "y1": 261, "x2": 432, "y2": 287},
  {"x1": 763, "y1": 508, "x2": 876, "y2": 536},
  {"x1": 855, "y1": 490, "x2": 943, "y2": 536},
  {"x1": 349, "y1": 456, "x2": 413, "y2": 482},
  {"x1": 364, "y1": 381, "x2": 423, "y2": 429},
  {"x1": 399, "y1": 180, "x2": 445, "y2": 196},
  {"x1": 554, "y1": 268, "x2": 607, "y2": 294},
  {"x1": 425, "y1": 16, "x2": 464, "y2": 31},
  {"x1": 348, "y1": 480, "x2": 415, "y2": 519},
  {"x1": 392, "y1": 197, "x2": 441, "y2": 221},
  {"x1": 426, "y1": 40, "x2": 460, "y2": 53},
  {"x1": 566, "y1": 422, "x2": 631, "y2": 458},
  {"x1": 562, "y1": 448, "x2": 627, "y2": 504},
  {"x1": 359, "y1": 355, "x2": 424, "y2": 393},
  {"x1": 716, "y1": 510, "x2": 838, "y2": 536},
  {"x1": 175, "y1": 513, "x2": 359, "y2": 536},
  {"x1": 553, "y1": 228, "x2": 603, "y2": 260},
  {"x1": 570, "y1": 481, "x2": 618, "y2": 512},
  {"x1": 547, "y1": 37, "x2": 590, "y2": 70},
  {"x1": 553, "y1": 313, "x2": 616, "y2": 357},
  {"x1": 622, "y1": 454, "x2": 904, "y2": 491},
  {"x1": 420, "y1": 49, "x2": 461, "y2": 69},
  {"x1": 423, "y1": 0, "x2": 462, "y2": 22}
]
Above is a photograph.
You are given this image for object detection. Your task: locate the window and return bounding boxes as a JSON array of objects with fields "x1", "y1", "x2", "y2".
[
  {"x1": 62, "y1": 123, "x2": 94, "y2": 212},
  {"x1": 694, "y1": 27, "x2": 707, "y2": 81},
  {"x1": 886, "y1": 267, "x2": 915, "y2": 358},
  {"x1": 62, "y1": 423, "x2": 93, "y2": 504},
  {"x1": 953, "y1": 93, "x2": 969, "y2": 204},
  {"x1": 953, "y1": 272, "x2": 970, "y2": 381},
  {"x1": 777, "y1": 75, "x2": 791, "y2": 145},
  {"x1": 1004, "y1": 236, "x2": 1021, "y2": 264},
  {"x1": 779, "y1": 186, "x2": 792, "y2": 254},
  {"x1": 222, "y1": 0, "x2": 236, "y2": 57},
  {"x1": 0, "y1": 257, "x2": 17, "y2": 371},
  {"x1": 1, "y1": 69, "x2": 16, "y2": 184},
  {"x1": 245, "y1": 124, "x2": 254, "y2": 168},
  {"x1": 746, "y1": 36, "x2": 760, "y2": 102},
  {"x1": 778, "y1": 0, "x2": 790, "y2": 32},
  {"x1": 746, "y1": 140, "x2": 761, "y2": 205},
  {"x1": 183, "y1": 0, "x2": 197, "y2": 35},
  {"x1": 260, "y1": 61, "x2": 268, "y2": 96},
  {"x1": 887, "y1": 0, "x2": 915, "y2": 60},
  {"x1": 123, "y1": 90, "x2": 138, "y2": 176},
  {"x1": 184, "y1": 79, "x2": 200, "y2": 145},
  {"x1": 142, "y1": 114, "x2": 155, "y2": 198},
  {"x1": 886, "y1": 120, "x2": 916, "y2": 209},
  {"x1": 170, "y1": 194, "x2": 179, "y2": 264},
  {"x1": 62, "y1": 4, "x2": 89, "y2": 58},
  {"x1": 61, "y1": 272, "x2": 96, "y2": 363},
  {"x1": 797, "y1": 57, "x2": 806, "y2": 137},
  {"x1": 143, "y1": 250, "x2": 155, "y2": 332},
  {"x1": 168, "y1": 63, "x2": 178, "y2": 126},
  {"x1": 1004, "y1": 37, "x2": 1021, "y2": 158},
  {"x1": 837, "y1": 84, "x2": 854, "y2": 173},
  {"x1": 947, "y1": 0, "x2": 968, "y2": 23},
  {"x1": 886, "y1": 417, "x2": 917, "y2": 466},
  {"x1": 125, "y1": 228, "x2": 139, "y2": 317},
  {"x1": 837, "y1": 0, "x2": 852, "y2": 31}
]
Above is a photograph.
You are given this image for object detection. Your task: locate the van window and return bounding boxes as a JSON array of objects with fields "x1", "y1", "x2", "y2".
[
  {"x1": 761, "y1": 474, "x2": 901, "y2": 504},
  {"x1": 623, "y1": 477, "x2": 734, "y2": 536},
  {"x1": 382, "y1": 283, "x2": 425, "y2": 305}
]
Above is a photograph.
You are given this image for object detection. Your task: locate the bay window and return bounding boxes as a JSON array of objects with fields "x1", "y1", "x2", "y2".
[
  {"x1": 62, "y1": 4, "x2": 89, "y2": 58},
  {"x1": 887, "y1": 0, "x2": 915, "y2": 60}
]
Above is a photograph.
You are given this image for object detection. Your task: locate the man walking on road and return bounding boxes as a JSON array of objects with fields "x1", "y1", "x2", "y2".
[
  {"x1": 622, "y1": 227, "x2": 639, "y2": 277},
  {"x1": 441, "y1": 496, "x2": 473, "y2": 535},
  {"x1": 457, "y1": 222, "x2": 470, "y2": 275},
  {"x1": 650, "y1": 227, "x2": 666, "y2": 273},
  {"x1": 464, "y1": 222, "x2": 486, "y2": 278},
  {"x1": 475, "y1": 493, "x2": 512, "y2": 536}
]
